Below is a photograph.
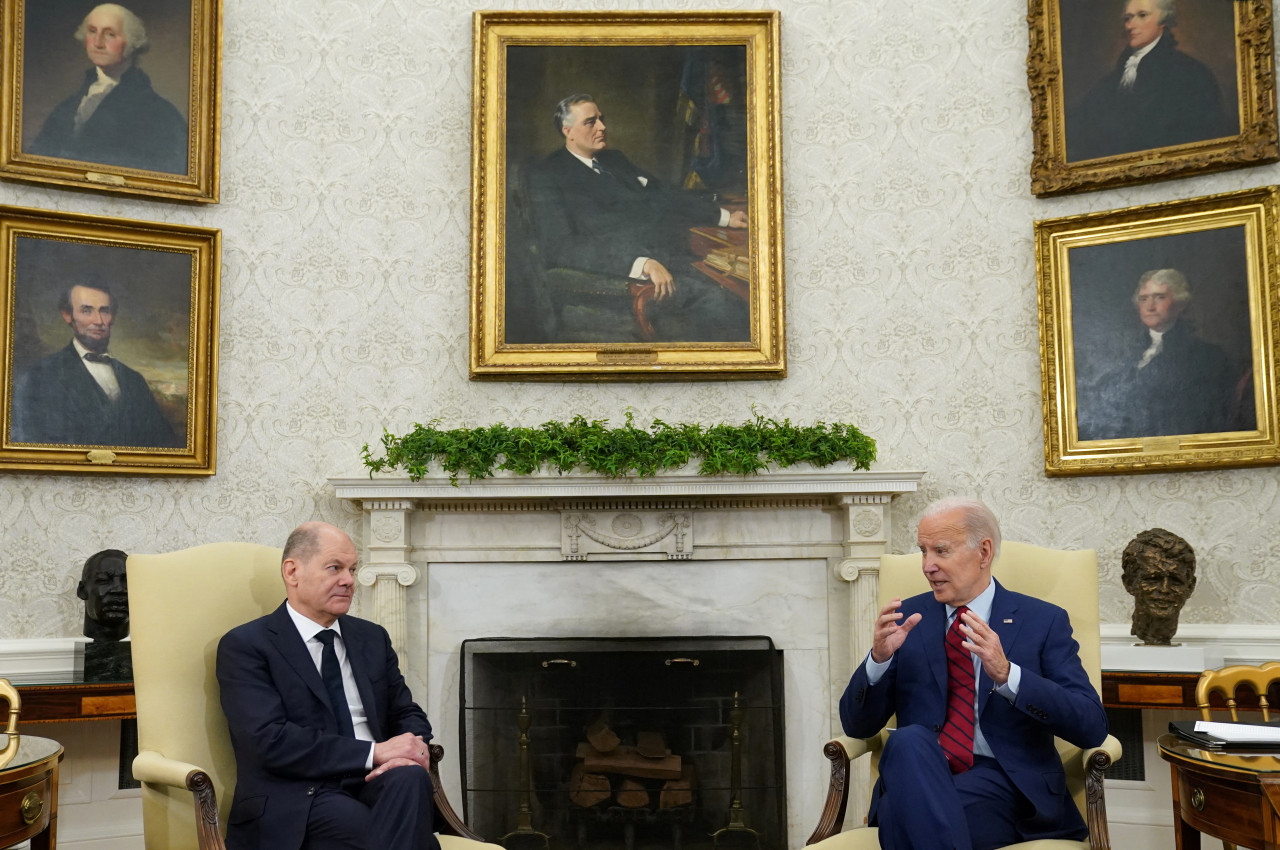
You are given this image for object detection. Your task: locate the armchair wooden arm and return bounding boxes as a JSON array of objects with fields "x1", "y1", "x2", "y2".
[
  {"x1": 1080, "y1": 735, "x2": 1122, "y2": 850},
  {"x1": 806, "y1": 733, "x2": 887, "y2": 845},
  {"x1": 429, "y1": 743, "x2": 483, "y2": 841},
  {"x1": 133, "y1": 750, "x2": 225, "y2": 850}
]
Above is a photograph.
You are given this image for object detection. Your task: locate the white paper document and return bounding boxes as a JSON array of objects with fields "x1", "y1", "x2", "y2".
[{"x1": 1193, "y1": 720, "x2": 1280, "y2": 743}]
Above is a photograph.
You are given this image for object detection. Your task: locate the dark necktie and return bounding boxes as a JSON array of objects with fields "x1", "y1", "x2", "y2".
[
  {"x1": 83, "y1": 352, "x2": 111, "y2": 363},
  {"x1": 315, "y1": 629, "x2": 355, "y2": 737},
  {"x1": 940, "y1": 605, "x2": 975, "y2": 773}
]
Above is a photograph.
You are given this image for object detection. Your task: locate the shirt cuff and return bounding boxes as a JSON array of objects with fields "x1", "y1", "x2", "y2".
[
  {"x1": 630, "y1": 257, "x2": 650, "y2": 279},
  {"x1": 718, "y1": 208, "x2": 731, "y2": 227},
  {"x1": 365, "y1": 742, "x2": 375, "y2": 771},
  {"x1": 996, "y1": 663, "x2": 1021, "y2": 701},
  {"x1": 864, "y1": 650, "x2": 892, "y2": 685}
]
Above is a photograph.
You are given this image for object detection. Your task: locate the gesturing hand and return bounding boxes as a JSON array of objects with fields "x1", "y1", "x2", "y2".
[
  {"x1": 958, "y1": 610, "x2": 1010, "y2": 685},
  {"x1": 871, "y1": 598, "x2": 922, "y2": 664}
]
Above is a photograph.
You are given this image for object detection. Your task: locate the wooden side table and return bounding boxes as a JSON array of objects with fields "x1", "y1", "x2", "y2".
[
  {"x1": 1158, "y1": 733, "x2": 1280, "y2": 849},
  {"x1": 0, "y1": 735, "x2": 63, "y2": 849}
]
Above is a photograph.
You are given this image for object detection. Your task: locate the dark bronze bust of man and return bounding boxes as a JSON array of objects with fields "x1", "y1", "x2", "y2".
[
  {"x1": 79, "y1": 548, "x2": 132, "y2": 679},
  {"x1": 1121, "y1": 528, "x2": 1197, "y2": 646}
]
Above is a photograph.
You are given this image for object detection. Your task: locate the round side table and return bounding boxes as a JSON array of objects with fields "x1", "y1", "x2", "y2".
[{"x1": 0, "y1": 735, "x2": 63, "y2": 850}]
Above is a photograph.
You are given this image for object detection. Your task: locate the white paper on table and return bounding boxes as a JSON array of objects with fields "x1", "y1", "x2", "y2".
[{"x1": 1193, "y1": 720, "x2": 1280, "y2": 743}]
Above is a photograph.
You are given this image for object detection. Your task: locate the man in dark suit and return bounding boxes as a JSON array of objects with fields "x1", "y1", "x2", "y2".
[
  {"x1": 216, "y1": 522, "x2": 440, "y2": 850},
  {"x1": 525, "y1": 93, "x2": 750, "y2": 342},
  {"x1": 1067, "y1": 0, "x2": 1233, "y2": 161},
  {"x1": 1077, "y1": 268, "x2": 1242, "y2": 440},
  {"x1": 29, "y1": 3, "x2": 187, "y2": 174},
  {"x1": 838, "y1": 498, "x2": 1108, "y2": 850},
  {"x1": 11, "y1": 279, "x2": 180, "y2": 448}
]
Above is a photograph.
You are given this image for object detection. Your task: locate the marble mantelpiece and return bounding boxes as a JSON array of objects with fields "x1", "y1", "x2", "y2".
[{"x1": 330, "y1": 466, "x2": 923, "y2": 847}]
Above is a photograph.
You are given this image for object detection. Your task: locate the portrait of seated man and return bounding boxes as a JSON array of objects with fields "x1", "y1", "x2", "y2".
[
  {"x1": 1076, "y1": 268, "x2": 1244, "y2": 441},
  {"x1": 11, "y1": 278, "x2": 182, "y2": 449},
  {"x1": 523, "y1": 93, "x2": 750, "y2": 343},
  {"x1": 28, "y1": 3, "x2": 188, "y2": 174},
  {"x1": 1067, "y1": 0, "x2": 1234, "y2": 162}
]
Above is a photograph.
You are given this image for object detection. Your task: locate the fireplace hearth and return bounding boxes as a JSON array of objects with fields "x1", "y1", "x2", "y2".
[{"x1": 462, "y1": 637, "x2": 785, "y2": 850}]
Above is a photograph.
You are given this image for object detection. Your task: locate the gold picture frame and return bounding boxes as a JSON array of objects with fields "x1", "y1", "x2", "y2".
[
  {"x1": 0, "y1": 204, "x2": 220, "y2": 475},
  {"x1": 1028, "y1": 0, "x2": 1278, "y2": 196},
  {"x1": 1036, "y1": 186, "x2": 1280, "y2": 476},
  {"x1": 470, "y1": 11, "x2": 784, "y2": 380},
  {"x1": 0, "y1": 0, "x2": 221, "y2": 202}
]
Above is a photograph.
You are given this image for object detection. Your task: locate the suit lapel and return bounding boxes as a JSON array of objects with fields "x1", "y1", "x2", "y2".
[
  {"x1": 978, "y1": 580, "x2": 1022, "y2": 717},
  {"x1": 265, "y1": 604, "x2": 332, "y2": 717},
  {"x1": 922, "y1": 600, "x2": 949, "y2": 702}
]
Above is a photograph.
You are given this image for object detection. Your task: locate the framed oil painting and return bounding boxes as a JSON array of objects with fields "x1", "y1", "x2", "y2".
[
  {"x1": 469, "y1": 11, "x2": 785, "y2": 380},
  {"x1": 0, "y1": 0, "x2": 221, "y2": 202},
  {"x1": 1035, "y1": 186, "x2": 1280, "y2": 476},
  {"x1": 1028, "y1": 0, "x2": 1278, "y2": 196},
  {"x1": 0, "y1": 205, "x2": 220, "y2": 474}
]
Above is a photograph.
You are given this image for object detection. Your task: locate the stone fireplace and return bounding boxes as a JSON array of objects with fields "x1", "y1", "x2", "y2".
[{"x1": 331, "y1": 466, "x2": 922, "y2": 847}]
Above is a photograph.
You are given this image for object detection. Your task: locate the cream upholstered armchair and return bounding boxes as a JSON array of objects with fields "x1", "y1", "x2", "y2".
[
  {"x1": 807, "y1": 542, "x2": 1123, "y2": 850},
  {"x1": 127, "y1": 542, "x2": 498, "y2": 850}
]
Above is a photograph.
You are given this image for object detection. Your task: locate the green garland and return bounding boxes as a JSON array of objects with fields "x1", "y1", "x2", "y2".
[{"x1": 362, "y1": 413, "x2": 876, "y2": 483}]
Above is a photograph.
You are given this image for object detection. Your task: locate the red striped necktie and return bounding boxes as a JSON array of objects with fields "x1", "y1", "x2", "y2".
[{"x1": 940, "y1": 605, "x2": 976, "y2": 773}]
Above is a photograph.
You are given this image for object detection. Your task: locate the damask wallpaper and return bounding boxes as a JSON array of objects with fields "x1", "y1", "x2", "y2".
[{"x1": 1, "y1": 0, "x2": 1277, "y2": 641}]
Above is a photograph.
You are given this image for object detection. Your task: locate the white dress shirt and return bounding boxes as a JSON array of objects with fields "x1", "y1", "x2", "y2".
[
  {"x1": 285, "y1": 602, "x2": 376, "y2": 768},
  {"x1": 73, "y1": 338, "x2": 121, "y2": 401},
  {"x1": 863, "y1": 579, "x2": 1020, "y2": 759}
]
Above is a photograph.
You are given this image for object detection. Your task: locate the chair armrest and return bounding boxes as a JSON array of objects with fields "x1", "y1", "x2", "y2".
[
  {"x1": 806, "y1": 733, "x2": 887, "y2": 845},
  {"x1": 429, "y1": 743, "x2": 486, "y2": 842},
  {"x1": 1081, "y1": 735, "x2": 1121, "y2": 850},
  {"x1": 132, "y1": 750, "x2": 226, "y2": 850}
]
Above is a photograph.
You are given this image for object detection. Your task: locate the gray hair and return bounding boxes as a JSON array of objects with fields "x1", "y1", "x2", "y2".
[
  {"x1": 553, "y1": 93, "x2": 595, "y2": 133},
  {"x1": 75, "y1": 4, "x2": 149, "y2": 59},
  {"x1": 920, "y1": 496, "x2": 1002, "y2": 560},
  {"x1": 1134, "y1": 268, "x2": 1191, "y2": 306},
  {"x1": 282, "y1": 522, "x2": 323, "y2": 565},
  {"x1": 1125, "y1": 0, "x2": 1177, "y2": 27}
]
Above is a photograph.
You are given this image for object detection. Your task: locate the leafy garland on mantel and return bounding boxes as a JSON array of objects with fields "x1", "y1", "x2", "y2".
[{"x1": 362, "y1": 413, "x2": 876, "y2": 483}]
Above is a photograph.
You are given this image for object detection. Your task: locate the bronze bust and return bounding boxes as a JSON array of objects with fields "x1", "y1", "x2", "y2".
[{"x1": 1120, "y1": 528, "x2": 1196, "y2": 646}]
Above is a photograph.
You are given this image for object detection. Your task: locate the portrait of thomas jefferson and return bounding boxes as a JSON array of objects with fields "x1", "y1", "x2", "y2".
[
  {"x1": 23, "y1": 2, "x2": 189, "y2": 174},
  {"x1": 1062, "y1": 0, "x2": 1238, "y2": 162},
  {"x1": 1068, "y1": 229, "x2": 1256, "y2": 442}
]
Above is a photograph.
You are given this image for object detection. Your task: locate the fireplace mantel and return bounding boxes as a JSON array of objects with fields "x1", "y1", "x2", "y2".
[{"x1": 329, "y1": 466, "x2": 923, "y2": 846}]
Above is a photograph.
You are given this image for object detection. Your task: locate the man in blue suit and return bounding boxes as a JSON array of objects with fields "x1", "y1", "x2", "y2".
[
  {"x1": 839, "y1": 498, "x2": 1107, "y2": 850},
  {"x1": 216, "y1": 522, "x2": 440, "y2": 850}
]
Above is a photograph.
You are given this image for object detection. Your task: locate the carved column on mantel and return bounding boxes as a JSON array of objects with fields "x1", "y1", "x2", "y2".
[{"x1": 358, "y1": 499, "x2": 420, "y2": 665}]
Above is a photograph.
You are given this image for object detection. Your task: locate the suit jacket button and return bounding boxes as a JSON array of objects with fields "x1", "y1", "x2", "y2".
[
  {"x1": 932, "y1": 725, "x2": 941, "y2": 732},
  {"x1": 307, "y1": 786, "x2": 315, "y2": 796}
]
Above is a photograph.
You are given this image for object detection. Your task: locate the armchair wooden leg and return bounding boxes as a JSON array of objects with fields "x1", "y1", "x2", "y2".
[{"x1": 807, "y1": 739, "x2": 853, "y2": 845}]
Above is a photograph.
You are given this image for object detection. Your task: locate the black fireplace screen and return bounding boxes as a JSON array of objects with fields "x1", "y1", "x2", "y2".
[{"x1": 460, "y1": 636, "x2": 785, "y2": 850}]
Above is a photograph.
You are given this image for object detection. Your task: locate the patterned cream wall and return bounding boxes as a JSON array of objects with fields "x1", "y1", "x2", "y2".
[{"x1": 1, "y1": 0, "x2": 1278, "y2": 640}]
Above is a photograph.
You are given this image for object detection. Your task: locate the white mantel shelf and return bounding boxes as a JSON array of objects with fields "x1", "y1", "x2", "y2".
[{"x1": 331, "y1": 466, "x2": 925, "y2": 501}]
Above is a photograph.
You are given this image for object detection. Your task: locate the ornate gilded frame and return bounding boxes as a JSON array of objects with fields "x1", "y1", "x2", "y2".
[
  {"x1": 1036, "y1": 186, "x2": 1280, "y2": 476},
  {"x1": 0, "y1": 0, "x2": 221, "y2": 202},
  {"x1": 470, "y1": 11, "x2": 785, "y2": 380},
  {"x1": 1028, "y1": 0, "x2": 1278, "y2": 196},
  {"x1": 0, "y1": 205, "x2": 220, "y2": 475}
]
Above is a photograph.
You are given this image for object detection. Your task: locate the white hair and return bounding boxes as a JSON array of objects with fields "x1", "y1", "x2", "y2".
[
  {"x1": 75, "y1": 4, "x2": 149, "y2": 59},
  {"x1": 920, "y1": 496, "x2": 1002, "y2": 560}
]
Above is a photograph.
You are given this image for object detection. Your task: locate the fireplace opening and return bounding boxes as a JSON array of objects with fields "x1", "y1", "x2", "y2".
[{"x1": 461, "y1": 636, "x2": 785, "y2": 850}]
